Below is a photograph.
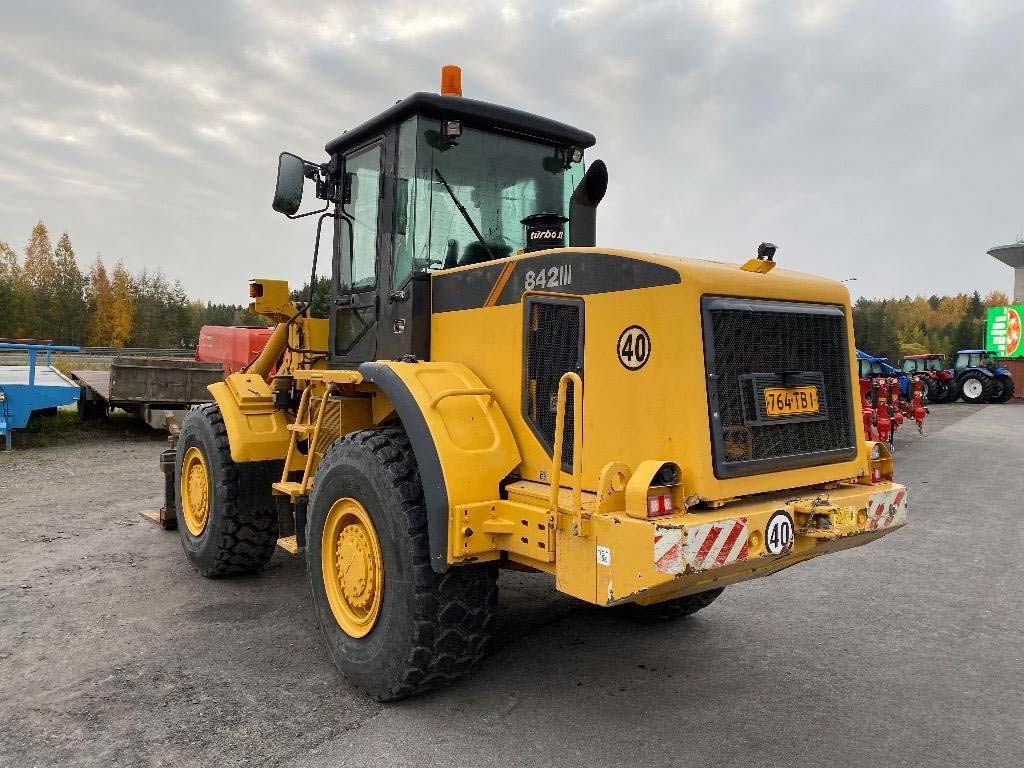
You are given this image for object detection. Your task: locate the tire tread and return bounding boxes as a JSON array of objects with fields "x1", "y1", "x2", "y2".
[
  {"x1": 312, "y1": 426, "x2": 497, "y2": 702},
  {"x1": 178, "y1": 403, "x2": 280, "y2": 577}
]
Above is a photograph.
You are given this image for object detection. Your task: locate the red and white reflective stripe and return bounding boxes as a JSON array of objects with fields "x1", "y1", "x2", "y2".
[
  {"x1": 654, "y1": 529, "x2": 684, "y2": 572},
  {"x1": 866, "y1": 486, "x2": 908, "y2": 530},
  {"x1": 688, "y1": 518, "x2": 749, "y2": 571},
  {"x1": 654, "y1": 517, "x2": 750, "y2": 574}
]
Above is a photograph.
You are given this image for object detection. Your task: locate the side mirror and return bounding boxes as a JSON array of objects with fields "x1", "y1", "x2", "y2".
[{"x1": 273, "y1": 152, "x2": 306, "y2": 216}]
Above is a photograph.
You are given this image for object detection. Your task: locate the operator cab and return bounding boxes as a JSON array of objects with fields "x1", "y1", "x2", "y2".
[
  {"x1": 901, "y1": 355, "x2": 946, "y2": 373},
  {"x1": 954, "y1": 350, "x2": 996, "y2": 370},
  {"x1": 272, "y1": 66, "x2": 604, "y2": 368}
]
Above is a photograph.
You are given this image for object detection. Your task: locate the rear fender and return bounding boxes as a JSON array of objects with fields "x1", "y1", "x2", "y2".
[
  {"x1": 358, "y1": 361, "x2": 521, "y2": 572},
  {"x1": 959, "y1": 367, "x2": 994, "y2": 380}
]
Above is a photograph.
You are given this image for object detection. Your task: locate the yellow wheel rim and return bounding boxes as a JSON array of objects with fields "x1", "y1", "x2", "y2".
[
  {"x1": 321, "y1": 498, "x2": 384, "y2": 638},
  {"x1": 180, "y1": 446, "x2": 211, "y2": 536}
]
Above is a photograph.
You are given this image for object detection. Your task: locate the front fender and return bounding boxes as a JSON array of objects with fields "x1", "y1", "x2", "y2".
[
  {"x1": 359, "y1": 361, "x2": 521, "y2": 572},
  {"x1": 208, "y1": 376, "x2": 291, "y2": 463}
]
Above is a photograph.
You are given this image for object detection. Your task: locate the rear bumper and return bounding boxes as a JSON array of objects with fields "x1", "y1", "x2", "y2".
[{"x1": 585, "y1": 481, "x2": 906, "y2": 606}]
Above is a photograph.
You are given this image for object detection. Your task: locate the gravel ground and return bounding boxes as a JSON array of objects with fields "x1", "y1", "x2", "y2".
[{"x1": 0, "y1": 402, "x2": 1021, "y2": 767}]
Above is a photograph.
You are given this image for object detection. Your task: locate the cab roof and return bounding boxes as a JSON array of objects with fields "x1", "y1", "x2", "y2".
[{"x1": 324, "y1": 92, "x2": 596, "y2": 156}]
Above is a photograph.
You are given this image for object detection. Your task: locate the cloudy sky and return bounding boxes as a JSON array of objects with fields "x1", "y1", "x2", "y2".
[{"x1": 1, "y1": 0, "x2": 1022, "y2": 303}]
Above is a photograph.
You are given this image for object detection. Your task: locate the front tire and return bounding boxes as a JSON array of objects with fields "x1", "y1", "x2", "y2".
[
  {"x1": 175, "y1": 403, "x2": 282, "y2": 577},
  {"x1": 307, "y1": 426, "x2": 498, "y2": 702},
  {"x1": 959, "y1": 373, "x2": 994, "y2": 403}
]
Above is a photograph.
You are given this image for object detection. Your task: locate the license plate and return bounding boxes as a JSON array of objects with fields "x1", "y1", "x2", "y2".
[{"x1": 764, "y1": 386, "x2": 819, "y2": 416}]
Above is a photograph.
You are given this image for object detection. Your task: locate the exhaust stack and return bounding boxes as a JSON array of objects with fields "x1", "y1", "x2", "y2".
[{"x1": 568, "y1": 159, "x2": 608, "y2": 247}]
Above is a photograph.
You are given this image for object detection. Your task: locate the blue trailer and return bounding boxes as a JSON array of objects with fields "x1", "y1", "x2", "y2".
[{"x1": 0, "y1": 342, "x2": 81, "y2": 449}]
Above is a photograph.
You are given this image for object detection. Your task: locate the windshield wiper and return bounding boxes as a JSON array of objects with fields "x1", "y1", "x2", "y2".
[{"x1": 433, "y1": 169, "x2": 497, "y2": 262}]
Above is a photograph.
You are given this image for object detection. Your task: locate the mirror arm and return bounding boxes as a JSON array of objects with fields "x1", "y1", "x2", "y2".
[{"x1": 288, "y1": 162, "x2": 335, "y2": 219}]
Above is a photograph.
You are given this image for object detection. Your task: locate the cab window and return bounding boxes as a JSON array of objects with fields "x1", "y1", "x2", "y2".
[{"x1": 340, "y1": 142, "x2": 382, "y2": 292}]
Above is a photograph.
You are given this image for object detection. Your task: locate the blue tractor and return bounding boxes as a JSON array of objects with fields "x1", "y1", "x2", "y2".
[
  {"x1": 857, "y1": 349, "x2": 912, "y2": 397},
  {"x1": 952, "y1": 350, "x2": 1015, "y2": 403}
]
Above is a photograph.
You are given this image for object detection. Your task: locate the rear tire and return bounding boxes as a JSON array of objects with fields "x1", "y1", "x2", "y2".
[
  {"x1": 927, "y1": 378, "x2": 947, "y2": 404},
  {"x1": 175, "y1": 403, "x2": 282, "y2": 577},
  {"x1": 941, "y1": 378, "x2": 960, "y2": 403},
  {"x1": 959, "y1": 373, "x2": 994, "y2": 403},
  {"x1": 306, "y1": 426, "x2": 498, "y2": 702},
  {"x1": 615, "y1": 587, "x2": 724, "y2": 623},
  {"x1": 991, "y1": 374, "x2": 1015, "y2": 403}
]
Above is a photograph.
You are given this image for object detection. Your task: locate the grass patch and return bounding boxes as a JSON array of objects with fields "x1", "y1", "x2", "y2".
[{"x1": 12, "y1": 404, "x2": 166, "y2": 449}]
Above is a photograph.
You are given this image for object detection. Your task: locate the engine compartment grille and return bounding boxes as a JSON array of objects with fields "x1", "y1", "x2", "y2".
[
  {"x1": 523, "y1": 298, "x2": 583, "y2": 469},
  {"x1": 702, "y1": 297, "x2": 856, "y2": 478}
]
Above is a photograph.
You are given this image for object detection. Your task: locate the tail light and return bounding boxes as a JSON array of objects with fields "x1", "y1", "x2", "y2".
[
  {"x1": 647, "y1": 490, "x2": 674, "y2": 517},
  {"x1": 868, "y1": 442, "x2": 893, "y2": 483}
]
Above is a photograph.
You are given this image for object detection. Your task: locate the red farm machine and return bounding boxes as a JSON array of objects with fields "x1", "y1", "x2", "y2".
[
  {"x1": 900, "y1": 354, "x2": 959, "y2": 404},
  {"x1": 857, "y1": 350, "x2": 927, "y2": 447}
]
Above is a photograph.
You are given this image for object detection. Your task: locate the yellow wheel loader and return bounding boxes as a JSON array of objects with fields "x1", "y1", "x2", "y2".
[{"x1": 167, "y1": 66, "x2": 908, "y2": 701}]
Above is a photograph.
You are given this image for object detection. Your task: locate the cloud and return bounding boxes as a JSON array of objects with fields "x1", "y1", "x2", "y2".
[{"x1": 0, "y1": 0, "x2": 1022, "y2": 304}]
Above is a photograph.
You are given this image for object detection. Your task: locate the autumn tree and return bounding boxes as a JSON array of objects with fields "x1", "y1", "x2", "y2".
[
  {"x1": 6, "y1": 221, "x2": 260, "y2": 349},
  {"x1": 0, "y1": 241, "x2": 25, "y2": 338},
  {"x1": 109, "y1": 261, "x2": 135, "y2": 347},
  {"x1": 86, "y1": 255, "x2": 114, "y2": 346},
  {"x1": 20, "y1": 221, "x2": 56, "y2": 340},
  {"x1": 853, "y1": 290, "x2": 1009, "y2": 362},
  {"x1": 52, "y1": 232, "x2": 88, "y2": 344}
]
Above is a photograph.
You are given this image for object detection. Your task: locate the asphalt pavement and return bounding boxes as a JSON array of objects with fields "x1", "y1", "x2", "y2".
[{"x1": 1, "y1": 402, "x2": 1021, "y2": 767}]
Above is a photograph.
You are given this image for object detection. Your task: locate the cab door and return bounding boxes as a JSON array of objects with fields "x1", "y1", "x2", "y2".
[{"x1": 331, "y1": 140, "x2": 384, "y2": 366}]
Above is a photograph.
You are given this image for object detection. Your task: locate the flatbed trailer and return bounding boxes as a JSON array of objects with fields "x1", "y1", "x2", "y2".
[
  {"x1": 0, "y1": 343, "x2": 81, "y2": 449},
  {"x1": 72, "y1": 357, "x2": 224, "y2": 431}
]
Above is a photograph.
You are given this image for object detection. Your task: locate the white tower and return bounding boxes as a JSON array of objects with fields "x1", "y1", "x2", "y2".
[{"x1": 988, "y1": 243, "x2": 1024, "y2": 303}]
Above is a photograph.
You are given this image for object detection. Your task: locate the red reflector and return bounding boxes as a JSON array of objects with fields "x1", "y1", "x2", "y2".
[
  {"x1": 871, "y1": 467, "x2": 881, "y2": 483},
  {"x1": 647, "y1": 493, "x2": 673, "y2": 517}
]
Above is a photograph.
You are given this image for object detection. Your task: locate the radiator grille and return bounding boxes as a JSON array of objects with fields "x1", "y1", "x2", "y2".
[
  {"x1": 524, "y1": 298, "x2": 583, "y2": 468},
  {"x1": 703, "y1": 298, "x2": 856, "y2": 477}
]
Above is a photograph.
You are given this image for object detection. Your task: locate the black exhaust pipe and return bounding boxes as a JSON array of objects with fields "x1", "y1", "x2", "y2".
[{"x1": 568, "y1": 159, "x2": 608, "y2": 247}]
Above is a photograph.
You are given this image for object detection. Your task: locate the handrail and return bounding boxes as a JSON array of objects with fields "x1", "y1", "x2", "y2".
[
  {"x1": 0, "y1": 342, "x2": 80, "y2": 385},
  {"x1": 0, "y1": 343, "x2": 80, "y2": 352},
  {"x1": 301, "y1": 384, "x2": 337, "y2": 495},
  {"x1": 549, "y1": 371, "x2": 584, "y2": 534},
  {"x1": 429, "y1": 387, "x2": 494, "y2": 409}
]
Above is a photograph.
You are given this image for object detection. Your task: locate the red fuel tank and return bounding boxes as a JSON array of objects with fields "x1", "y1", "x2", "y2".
[{"x1": 195, "y1": 326, "x2": 274, "y2": 376}]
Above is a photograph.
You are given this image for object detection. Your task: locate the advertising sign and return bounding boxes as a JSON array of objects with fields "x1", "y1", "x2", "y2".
[{"x1": 986, "y1": 305, "x2": 1024, "y2": 358}]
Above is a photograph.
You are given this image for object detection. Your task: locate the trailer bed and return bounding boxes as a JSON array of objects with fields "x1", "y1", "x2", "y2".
[
  {"x1": 71, "y1": 357, "x2": 224, "y2": 431},
  {"x1": 0, "y1": 364, "x2": 79, "y2": 449},
  {"x1": 70, "y1": 369, "x2": 112, "y2": 401}
]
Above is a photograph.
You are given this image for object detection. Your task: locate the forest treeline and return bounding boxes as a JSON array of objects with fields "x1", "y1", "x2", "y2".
[
  {"x1": 0, "y1": 219, "x2": 1012, "y2": 357},
  {"x1": 0, "y1": 221, "x2": 263, "y2": 348},
  {"x1": 852, "y1": 291, "x2": 1009, "y2": 362}
]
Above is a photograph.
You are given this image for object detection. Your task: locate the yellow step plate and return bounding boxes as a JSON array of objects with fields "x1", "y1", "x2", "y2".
[
  {"x1": 272, "y1": 481, "x2": 305, "y2": 498},
  {"x1": 276, "y1": 535, "x2": 303, "y2": 554}
]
